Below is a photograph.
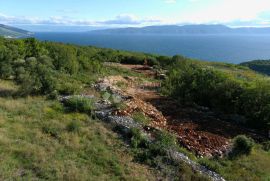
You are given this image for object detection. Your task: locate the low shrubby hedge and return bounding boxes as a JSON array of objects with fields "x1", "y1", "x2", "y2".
[{"x1": 162, "y1": 60, "x2": 270, "y2": 131}]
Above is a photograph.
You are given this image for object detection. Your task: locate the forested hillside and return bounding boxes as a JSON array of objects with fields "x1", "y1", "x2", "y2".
[
  {"x1": 241, "y1": 60, "x2": 270, "y2": 75},
  {"x1": 0, "y1": 24, "x2": 32, "y2": 38}
]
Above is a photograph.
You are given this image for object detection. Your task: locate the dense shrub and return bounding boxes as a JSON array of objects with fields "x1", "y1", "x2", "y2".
[
  {"x1": 0, "y1": 37, "x2": 166, "y2": 96},
  {"x1": 162, "y1": 60, "x2": 270, "y2": 131},
  {"x1": 262, "y1": 141, "x2": 270, "y2": 152},
  {"x1": 230, "y1": 135, "x2": 254, "y2": 157},
  {"x1": 120, "y1": 56, "x2": 145, "y2": 65}
]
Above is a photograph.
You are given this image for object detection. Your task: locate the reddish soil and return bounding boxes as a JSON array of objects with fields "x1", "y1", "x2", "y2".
[{"x1": 105, "y1": 63, "x2": 263, "y2": 157}]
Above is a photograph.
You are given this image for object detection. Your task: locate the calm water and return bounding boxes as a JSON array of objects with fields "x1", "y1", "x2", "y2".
[{"x1": 34, "y1": 33, "x2": 270, "y2": 64}]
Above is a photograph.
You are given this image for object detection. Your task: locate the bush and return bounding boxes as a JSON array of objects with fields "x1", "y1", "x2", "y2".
[
  {"x1": 230, "y1": 135, "x2": 254, "y2": 157},
  {"x1": 64, "y1": 96, "x2": 95, "y2": 114},
  {"x1": 262, "y1": 141, "x2": 270, "y2": 152},
  {"x1": 130, "y1": 128, "x2": 148, "y2": 149},
  {"x1": 162, "y1": 60, "x2": 270, "y2": 131}
]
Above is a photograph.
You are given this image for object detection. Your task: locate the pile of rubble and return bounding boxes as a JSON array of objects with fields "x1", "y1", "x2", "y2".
[
  {"x1": 114, "y1": 97, "x2": 167, "y2": 128},
  {"x1": 170, "y1": 123, "x2": 230, "y2": 157}
]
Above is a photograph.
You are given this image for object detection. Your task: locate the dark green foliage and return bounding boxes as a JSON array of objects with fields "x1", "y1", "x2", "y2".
[
  {"x1": 63, "y1": 96, "x2": 95, "y2": 114},
  {"x1": 262, "y1": 141, "x2": 270, "y2": 152},
  {"x1": 0, "y1": 37, "x2": 165, "y2": 96},
  {"x1": 241, "y1": 60, "x2": 270, "y2": 75},
  {"x1": 120, "y1": 55, "x2": 145, "y2": 65},
  {"x1": 162, "y1": 59, "x2": 270, "y2": 131},
  {"x1": 130, "y1": 128, "x2": 148, "y2": 149},
  {"x1": 231, "y1": 135, "x2": 254, "y2": 157},
  {"x1": 239, "y1": 81, "x2": 270, "y2": 129}
]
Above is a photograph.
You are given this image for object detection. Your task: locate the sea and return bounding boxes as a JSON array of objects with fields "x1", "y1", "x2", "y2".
[{"x1": 34, "y1": 33, "x2": 270, "y2": 64}]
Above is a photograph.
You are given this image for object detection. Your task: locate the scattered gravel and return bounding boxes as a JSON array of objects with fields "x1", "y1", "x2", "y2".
[{"x1": 93, "y1": 92, "x2": 226, "y2": 181}]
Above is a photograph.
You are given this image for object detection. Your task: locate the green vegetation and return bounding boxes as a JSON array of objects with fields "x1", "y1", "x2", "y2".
[
  {"x1": 241, "y1": 59, "x2": 270, "y2": 75},
  {"x1": 0, "y1": 37, "x2": 162, "y2": 97},
  {"x1": 0, "y1": 24, "x2": 31, "y2": 38},
  {"x1": 262, "y1": 141, "x2": 270, "y2": 152},
  {"x1": 63, "y1": 96, "x2": 95, "y2": 114},
  {"x1": 132, "y1": 112, "x2": 151, "y2": 125},
  {"x1": 162, "y1": 58, "x2": 270, "y2": 131},
  {"x1": 230, "y1": 135, "x2": 254, "y2": 157},
  {"x1": 1, "y1": 37, "x2": 270, "y2": 180},
  {"x1": 129, "y1": 128, "x2": 209, "y2": 180},
  {"x1": 199, "y1": 145, "x2": 270, "y2": 180},
  {"x1": 0, "y1": 91, "x2": 157, "y2": 180}
]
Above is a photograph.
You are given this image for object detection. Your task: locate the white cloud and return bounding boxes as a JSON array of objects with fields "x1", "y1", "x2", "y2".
[
  {"x1": 99, "y1": 14, "x2": 161, "y2": 25},
  {"x1": 173, "y1": 0, "x2": 270, "y2": 24},
  {"x1": 0, "y1": 13, "x2": 161, "y2": 26},
  {"x1": 1, "y1": 0, "x2": 270, "y2": 27}
]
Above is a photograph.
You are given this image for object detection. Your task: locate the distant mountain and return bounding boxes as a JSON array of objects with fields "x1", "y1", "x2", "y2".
[
  {"x1": 90, "y1": 24, "x2": 270, "y2": 35},
  {"x1": 15, "y1": 25, "x2": 107, "y2": 32},
  {"x1": 0, "y1": 24, "x2": 33, "y2": 38},
  {"x1": 240, "y1": 60, "x2": 270, "y2": 76}
]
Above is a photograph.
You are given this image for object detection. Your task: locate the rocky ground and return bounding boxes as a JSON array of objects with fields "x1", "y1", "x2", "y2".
[
  {"x1": 92, "y1": 76, "x2": 226, "y2": 181},
  {"x1": 99, "y1": 64, "x2": 264, "y2": 157}
]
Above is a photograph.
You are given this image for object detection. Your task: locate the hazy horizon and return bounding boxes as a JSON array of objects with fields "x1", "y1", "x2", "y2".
[{"x1": 1, "y1": 0, "x2": 270, "y2": 32}]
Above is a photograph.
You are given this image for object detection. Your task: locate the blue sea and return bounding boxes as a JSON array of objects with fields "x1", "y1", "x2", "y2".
[{"x1": 34, "y1": 33, "x2": 270, "y2": 64}]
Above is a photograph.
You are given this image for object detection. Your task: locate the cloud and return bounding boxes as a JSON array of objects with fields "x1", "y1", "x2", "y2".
[
  {"x1": 99, "y1": 14, "x2": 161, "y2": 25},
  {"x1": 0, "y1": 13, "x2": 161, "y2": 26},
  {"x1": 172, "y1": 0, "x2": 270, "y2": 25},
  {"x1": 99, "y1": 14, "x2": 141, "y2": 25},
  {"x1": 1, "y1": 0, "x2": 270, "y2": 27}
]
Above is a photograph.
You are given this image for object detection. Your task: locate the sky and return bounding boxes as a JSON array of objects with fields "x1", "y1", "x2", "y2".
[{"x1": 1, "y1": 0, "x2": 270, "y2": 30}]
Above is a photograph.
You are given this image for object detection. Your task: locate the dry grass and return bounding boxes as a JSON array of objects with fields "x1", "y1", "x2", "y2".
[{"x1": 0, "y1": 92, "x2": 158, "y2": 180}]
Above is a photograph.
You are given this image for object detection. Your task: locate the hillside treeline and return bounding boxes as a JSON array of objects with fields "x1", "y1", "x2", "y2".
[
  {"x1": 241, "y1": 60, "x2": 270, "y2": 76},
  {"x1": 0, "y1": 37, "x2": 162, "y2": 95}
]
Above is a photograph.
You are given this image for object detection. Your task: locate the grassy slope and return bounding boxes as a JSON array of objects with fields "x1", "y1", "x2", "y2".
[
  {"x1": 199, "y1": 146, "x2": 270, "y2": 181},
  {"x1": 0, "y1": 80, "x2": 157, "y2": 180}
]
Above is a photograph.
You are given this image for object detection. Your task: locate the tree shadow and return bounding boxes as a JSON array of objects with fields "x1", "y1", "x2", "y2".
[{"x1": 0, "y1": 89, "x2": 17, "y2": 97}]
